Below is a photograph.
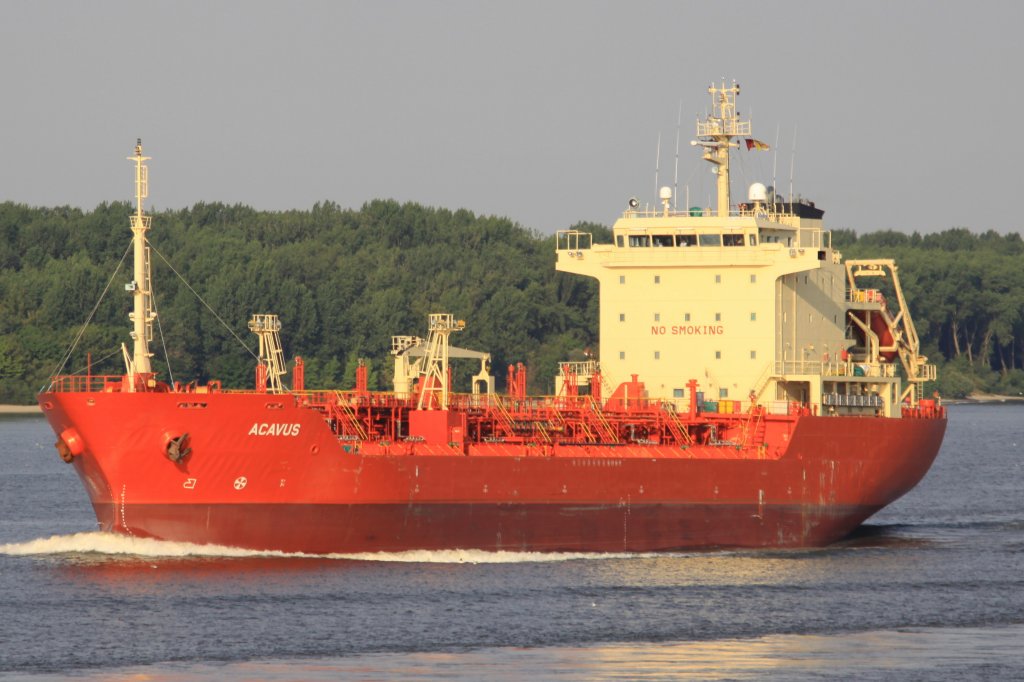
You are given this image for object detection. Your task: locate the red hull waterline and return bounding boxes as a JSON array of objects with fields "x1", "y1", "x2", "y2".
[{"x1": 40, "y1": 391, "x2": 946, "y2": 554}]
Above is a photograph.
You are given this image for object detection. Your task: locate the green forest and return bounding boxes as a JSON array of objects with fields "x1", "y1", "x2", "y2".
[{"x1": 1, "y1": 199, "x2": 1022, "y2": 404}]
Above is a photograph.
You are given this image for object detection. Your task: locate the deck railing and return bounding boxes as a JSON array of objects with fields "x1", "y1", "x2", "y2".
[
  {"x1": 775, "y1": 360, "x2": 897, "y2": 378},
  {"x1": 46, "y1": 375, "x2": 125, "y2": 393}
]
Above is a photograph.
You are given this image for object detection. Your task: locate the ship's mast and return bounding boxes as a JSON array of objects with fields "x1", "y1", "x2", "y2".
[
  {"x1": 695, "y1": 81, "x2": 750, "y2": 218},
  {"x1": 418, "y1": 313, "x2": 465, "y2": 410},
  {"x1": 126, "y1": 139, "x2": 155, "y2": 385}
]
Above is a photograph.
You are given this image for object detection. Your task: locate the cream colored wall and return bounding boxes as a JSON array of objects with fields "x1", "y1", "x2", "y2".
[
  {"x1": 555, "y1": 216, "x2": 916, "y2": 416},
  {"x1": 775, "y1": 260, "x2": 849, "y2": 366},
  {"x1": 597, "y1": 265, "x2": 777, "y2": 402},
  {"x1": 557, "y1": 226, "x2": 839, "y2": 403}
]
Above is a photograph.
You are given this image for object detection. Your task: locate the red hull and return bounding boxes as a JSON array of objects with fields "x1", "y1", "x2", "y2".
[
  {"x1": 89, "y1": 501, "x2": 880, "y2": 554},
  {"x1": 39, "y1": 390, "x2": 946, "y2": 553}
]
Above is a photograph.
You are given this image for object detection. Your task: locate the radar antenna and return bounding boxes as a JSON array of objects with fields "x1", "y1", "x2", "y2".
[
  {"x1": 654, "y1": 132, "x2": 661, "y2": 202},
  {"x1": 692, "y1": 80, "x2": 750, "y2": 218},
  {"x1": 673, "y1": 99, "x2": 682, "y2": 210}
]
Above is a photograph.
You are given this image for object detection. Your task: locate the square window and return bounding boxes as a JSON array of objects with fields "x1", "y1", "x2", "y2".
[
  {"x1": 673, "y1": 388, "x2": 685, "y2": 398},
  {"x1": 719, "y1": 388, "x2": 729, "y2": 399}
]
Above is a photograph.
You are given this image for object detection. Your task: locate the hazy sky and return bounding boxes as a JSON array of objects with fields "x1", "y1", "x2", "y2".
[{"x1": 2, "y1": 1, "x2": 1022, "y2": 235}]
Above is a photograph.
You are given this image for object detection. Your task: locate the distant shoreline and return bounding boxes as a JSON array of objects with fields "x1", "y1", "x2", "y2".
[
  {"x1": 0, "y1": 404, "x2": 41, "y2": 414},
  {"x1": 959, "y1": 392, "x2": 1024, "y2": 404}
]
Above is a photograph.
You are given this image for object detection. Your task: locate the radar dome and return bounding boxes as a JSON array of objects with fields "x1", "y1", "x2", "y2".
[{"x1": 748, "y1": 182, "x2": 768, "y2": 202}]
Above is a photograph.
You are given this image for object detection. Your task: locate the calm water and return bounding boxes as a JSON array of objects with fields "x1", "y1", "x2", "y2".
[{"x1": 1, "y1": 404, "x2": 1021, "y2": 680}]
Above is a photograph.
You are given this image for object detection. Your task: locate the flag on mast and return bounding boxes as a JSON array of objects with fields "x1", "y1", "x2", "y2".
[{"x1": 745, "y1": 138, "x2": 769, "y2": 151}]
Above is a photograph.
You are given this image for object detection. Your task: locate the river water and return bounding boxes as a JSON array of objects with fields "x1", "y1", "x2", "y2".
[{"x1": 1, "y1": 404, "x2": 1021, "y2": 680}]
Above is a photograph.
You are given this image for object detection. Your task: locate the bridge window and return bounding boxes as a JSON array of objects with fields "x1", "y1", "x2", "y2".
[
  {"x1": 723, "y1": 234, "x2": 745, "y2": 246},
  {"x1": 699, "y1": 233, "x2": 722, "y2": 247},
  {"x1": 652, "y1": 235, "x2": 674, "y2": 247},
  {"x1": 616, "y1": 235, "x2": 624, "y2": 247},
  {"x1": 628, "y1": 235, "x2": 651, "y2": 247},
  {"x1": 749, "y1": 234, "x2": 758, "y2": 246},
  {"x1": 675, "y1": 234, "x2": 697, "y2": 247}
]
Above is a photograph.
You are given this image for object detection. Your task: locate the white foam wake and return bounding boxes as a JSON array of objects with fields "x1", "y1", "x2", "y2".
[
  {"x1": 330, "y1": 548, "x2": 650, "y2": 563},
  {"x1": 0, "y1": 531, "x2": 290, "y2": 559},
  {"x1": 0, "y1": 531, "x2": 651, "y2": 563}
]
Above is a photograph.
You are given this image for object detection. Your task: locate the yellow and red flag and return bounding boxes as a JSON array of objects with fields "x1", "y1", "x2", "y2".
[{"x1": 745, "y1": 138, "x2": 769, "y2": 151}]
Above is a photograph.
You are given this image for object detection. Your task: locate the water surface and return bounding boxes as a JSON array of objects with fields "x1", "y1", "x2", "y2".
[{"x1": 1, "y1": 405, "x2": 1021, "y2": 680}]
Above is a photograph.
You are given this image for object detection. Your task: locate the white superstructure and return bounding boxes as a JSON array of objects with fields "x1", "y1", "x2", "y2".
[{"x1": 556, "y1": 82, "x2": 934, "y2": 416}]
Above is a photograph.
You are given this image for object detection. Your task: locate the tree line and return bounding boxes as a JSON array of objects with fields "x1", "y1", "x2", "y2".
[
  {"x1": 1, "y1": 199, "x2": 1021, "y2": 403},
  {"x1": 0, "y1": 200, "x2": 603, "y2": 404},
  {"x1": 833, "y1": 227, "x2": 1024, "y2": 398}
]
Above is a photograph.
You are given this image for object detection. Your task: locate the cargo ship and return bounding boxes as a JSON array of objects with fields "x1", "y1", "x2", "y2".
[{"x1": 38, "y1": 82, "x2": 946, "y2": 553}]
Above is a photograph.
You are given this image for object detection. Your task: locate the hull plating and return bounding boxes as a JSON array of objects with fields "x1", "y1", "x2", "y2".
[
  {"x1": 41, "y1": 391, "x2": 946, "y2": 553},
  {"x1": 93, "y1": 501, "x2": 879, "y2": 554}
]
